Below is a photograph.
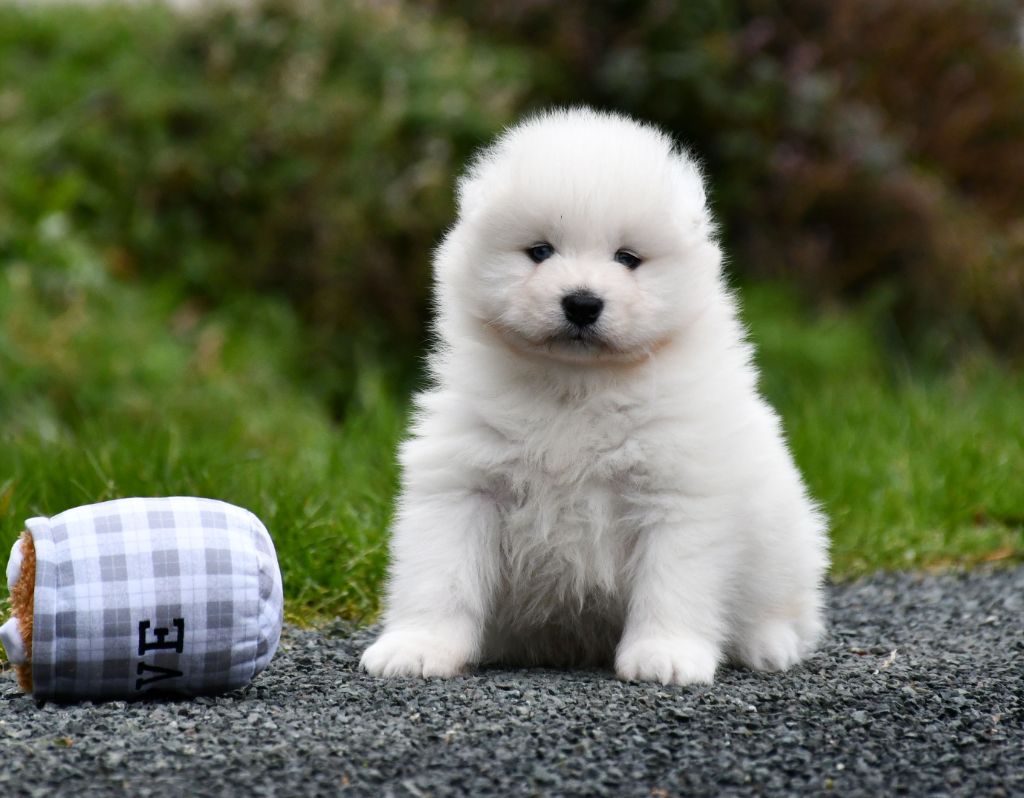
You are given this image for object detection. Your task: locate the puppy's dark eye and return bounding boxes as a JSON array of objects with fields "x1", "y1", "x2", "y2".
[
  {"x1": 526, "y1": 242, "x2": 555, "y2": 263},
  {"x1": 614, "y1": 249, "x2": 642, "y2": 270}
]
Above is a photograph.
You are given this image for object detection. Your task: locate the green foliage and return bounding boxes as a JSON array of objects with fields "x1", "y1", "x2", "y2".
[
  {"x1": 0, "y1": 262, "x2": 402, "y2": 621},
  {"x1": 745, "y1": 283, "x2": 1024, "y2": 576},
  {"x1": 3, "y1": 0, "x2": 1022, "y2": 366},
  {"x1": 0, "y1": 0, "x2": 533, "y2": 401}
]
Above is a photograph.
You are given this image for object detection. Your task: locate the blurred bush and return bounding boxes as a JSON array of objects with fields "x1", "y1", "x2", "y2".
[
  {"x1": 443, "y1": 0, "x2": 1024, "y2": 356},
  {"x1": 1, "y1": 0, "x2": 1022, "y2": 378},
  {"x1": 0, "y1": 0, "x2": 533, "y2": 403}
]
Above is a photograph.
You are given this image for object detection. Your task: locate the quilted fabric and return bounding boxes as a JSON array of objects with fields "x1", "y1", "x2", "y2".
[{"x1": 22, "y1": 497, "x2": 283, "y2": 700}]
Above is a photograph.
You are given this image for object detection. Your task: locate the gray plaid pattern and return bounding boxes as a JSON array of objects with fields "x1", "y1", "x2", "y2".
[{"x1": 27, "y1": 497, "x2": 283, "y2": 701}]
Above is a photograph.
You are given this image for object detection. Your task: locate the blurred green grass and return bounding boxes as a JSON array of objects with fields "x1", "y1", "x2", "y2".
[
  {"x1": 0, "y1": 263, "x2": 402, "y2": 622},
  {"x1": 2, "y1": 265, "x2": 1021, "y2": 624},
  {"x1": 747, "y1": 286, "x2": 1024, "y2": 576}
]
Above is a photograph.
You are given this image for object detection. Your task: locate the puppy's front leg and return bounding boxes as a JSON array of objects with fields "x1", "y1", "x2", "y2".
[
  {"x1": 360, "y1": 489, "x2": 499, "y2": 678},
  {"x1": 616, "y1": 517, "x2": 732, "y2": 686}
]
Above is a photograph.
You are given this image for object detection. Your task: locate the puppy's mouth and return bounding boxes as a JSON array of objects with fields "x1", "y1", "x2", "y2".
[
  {"x1": 547, "y1": 325, "x2": 605, "y2": 349},
  {"x1": 486, "y1": 318, "x2": 661, "y2": 366},
  {"x1": 525, "y1": 324, "x2": 632, "y2": 362}
]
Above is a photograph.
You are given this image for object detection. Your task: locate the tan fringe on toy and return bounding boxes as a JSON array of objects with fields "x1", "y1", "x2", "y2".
[{"x1": 10, "y1": 531, "x2": 35, "y2": 692}]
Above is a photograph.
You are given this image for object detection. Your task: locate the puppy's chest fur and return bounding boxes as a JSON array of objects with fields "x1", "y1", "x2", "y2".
[{"x1": 477, "y1": 394, "x2": 649, "y2": 660}]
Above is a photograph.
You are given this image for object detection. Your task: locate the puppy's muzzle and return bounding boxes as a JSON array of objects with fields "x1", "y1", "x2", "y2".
[{"x1": 561, "y1": 290, "x2": 604, "y2": 328}]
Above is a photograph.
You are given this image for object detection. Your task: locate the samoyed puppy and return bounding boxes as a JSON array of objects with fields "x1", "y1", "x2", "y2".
[{"x1": 360, "y1": 107, "x2": 828, "y2": 685}]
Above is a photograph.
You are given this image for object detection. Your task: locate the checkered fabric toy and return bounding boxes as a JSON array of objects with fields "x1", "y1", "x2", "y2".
[{"x1": 0, "y1": 497, "x2": 284, "y2": 701}]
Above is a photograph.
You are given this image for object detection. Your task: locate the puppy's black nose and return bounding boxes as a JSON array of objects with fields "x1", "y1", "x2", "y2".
[{"x1": 561, "y1": 291, "x2": 604, "y2": 327}]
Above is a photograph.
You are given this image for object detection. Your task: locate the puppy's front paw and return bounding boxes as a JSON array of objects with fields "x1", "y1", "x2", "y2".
[
  {"x1": 615, "y1": 635, "x2": 720, "y2": 686},
  {"x1": 733, "y1": 619, "x2": 806, "y2": 672},
  {"x1": 360, "y1": 630, "x2": 474, "y2": 678}
]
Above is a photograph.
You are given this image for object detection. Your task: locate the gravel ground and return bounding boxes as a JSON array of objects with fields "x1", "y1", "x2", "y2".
[{"x1": 2, "y1": 567, "x2": 1022, "y2": 797}]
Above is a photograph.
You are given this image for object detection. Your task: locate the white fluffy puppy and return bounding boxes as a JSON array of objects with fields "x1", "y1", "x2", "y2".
[{"x1": 361, "y1": 107, "x2": 828, "y2": 685}]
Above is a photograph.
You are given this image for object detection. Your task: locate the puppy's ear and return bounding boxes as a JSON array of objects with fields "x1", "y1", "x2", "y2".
[
  {"x1": 454, "y1": 133, "x2": 504, "y2": 218},
  {"x1": 456, "y1": 173, "x2": 484, "y2": 217},
  {"x1": 670, "y1": 148, "x2": 716, "y2": 242}
]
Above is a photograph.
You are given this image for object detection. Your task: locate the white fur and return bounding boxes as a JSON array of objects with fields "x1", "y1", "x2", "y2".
[{"x1": 360, "y1": 108, "x2": 829, "y2": 685}]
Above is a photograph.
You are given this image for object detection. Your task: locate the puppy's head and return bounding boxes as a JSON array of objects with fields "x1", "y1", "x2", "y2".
[{"x1": 437, "y1": 107, "x2": 721, "y2": 365}]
